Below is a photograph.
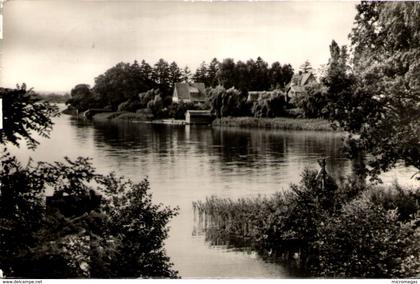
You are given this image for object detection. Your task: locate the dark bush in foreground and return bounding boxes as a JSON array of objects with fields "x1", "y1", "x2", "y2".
[
  {"x1": 0, "y1": 154, "x2": 179, "y2": 278},
  {"x1": 317, "y1": 194, "x2": 419, "y2": 278}
]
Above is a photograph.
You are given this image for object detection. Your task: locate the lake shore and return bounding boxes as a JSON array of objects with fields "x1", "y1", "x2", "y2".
[
  {"x1": 92, "y1": 112, "x2": 187, "y2": 125},
  {"x1": 92, "y1": 111, "x2": 152, "y2": 122},
  {"x1": 88, "y1": 111, "x2": 337, "y2": 131},
  {"x1": 212, "y1": 117, "x2": 336, "y2": 131}
]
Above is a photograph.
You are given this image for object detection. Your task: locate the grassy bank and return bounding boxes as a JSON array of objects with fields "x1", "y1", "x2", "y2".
[
  {"x1": 193, "y1": 170, "x2": 420, "y2": 278},
  {"x1": 213, "y1": 117, "x2": 335, "y2": 131},
  {"x1": 92, "y1": 112, "x2": 153, "y2": 122},
  {"x1": 89, "y1": 112, "x2": 336, "y2": 132}
]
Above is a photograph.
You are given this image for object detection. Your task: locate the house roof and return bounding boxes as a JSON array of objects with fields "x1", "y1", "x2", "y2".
[
  {"x1": 286, "y1": 72, "x2": 316, "y2": 94},
  {"x1": 301, "y1": 73, "x2": 314, "y2": 85},
  {"x1": 174, "y1": 83, "x2": 191, "y2": 100},
  {"x1": 289, "y1": 72, "x2": 315, "y2": 87},
  {"x1": 174, "y1": 82, "x2": 206, "y2": 101}
]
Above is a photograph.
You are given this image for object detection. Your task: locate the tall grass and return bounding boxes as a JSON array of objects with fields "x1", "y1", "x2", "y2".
[
  {"x1": 193, "y1": 170, "x2": 420, "y2": 278},
  {"x1": 212, "y1": 117, "x2": 336, "y2": 131}
]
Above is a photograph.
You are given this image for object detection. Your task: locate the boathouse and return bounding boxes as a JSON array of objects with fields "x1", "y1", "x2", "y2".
[{"x1": 185, "y1": 110, "x2": 213, "y2": 125}]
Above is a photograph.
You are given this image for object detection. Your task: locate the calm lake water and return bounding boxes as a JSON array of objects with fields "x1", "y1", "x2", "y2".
[{"x1": 10, "y1": 112, "x2": 417, "y2": 278}]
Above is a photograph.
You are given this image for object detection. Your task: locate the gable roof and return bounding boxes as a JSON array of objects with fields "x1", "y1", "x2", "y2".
[
  {"x1": 286, "y1": 72, "x2": 316, "y2": 93},
  {"x1": 174, "y1": 82, "x2": 206, "y2": 102},
  {"x1": 289, "y1": 72, "x2": 315, "y2": 87},
  {"x1": 301, "y1": 73, "x2": 315, "y2": 85}
]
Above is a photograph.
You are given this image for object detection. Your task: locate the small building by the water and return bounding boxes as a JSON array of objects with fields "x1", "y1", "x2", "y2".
[{"x1": 185, "y1": 110, "x2": 213, "y2": 125}]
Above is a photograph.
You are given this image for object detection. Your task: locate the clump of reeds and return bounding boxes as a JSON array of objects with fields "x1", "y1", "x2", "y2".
[{"x1": 193, "y1": 168, "x2": 420, "y2": 278}]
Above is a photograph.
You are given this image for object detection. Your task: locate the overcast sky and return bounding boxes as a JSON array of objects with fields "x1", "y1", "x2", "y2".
[{"x1": 1, "y1": 1, "x2": 358, "y2": 93}]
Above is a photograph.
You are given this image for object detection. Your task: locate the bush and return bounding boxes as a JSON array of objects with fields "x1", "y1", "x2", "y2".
[
  {"x1": 117, "y1": 99, "x2": 142, "y2": 112},
  {"x1": 139, "y1": 89, "x2": 160, "y2": 108},
  {"x1": 195, "y1": 168, "x2": 420, "y2": 278},
  {"x1": 317, "y1": 194, "x2": 419, "y2": 278},
  {"x1": 294, "y1": 83, "x2": 329, "y2": 118},
  {"x1": 167, "y1": 101, "x2": 196, "y2": 119},
  {"x1": 0, "y1": 155, "x2": 179, "y2": 278},
  {"x1": 252, "y1": 90, "x2": 287, "y2": 118},
  {"x1": 147, "y1": 95, "x2": 165, "y2": 118},
  {"x1": 209, "y1": 86, "x2": 250, "y2": 118}
]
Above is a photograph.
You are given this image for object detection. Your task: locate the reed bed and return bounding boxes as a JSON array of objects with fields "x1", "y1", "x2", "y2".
[
  {"x1": 212, "y1": 117, "x2": 335, "y2": 131},
  {"x1": 193, "y1": 169, "x2": 420, "y2": 277}
]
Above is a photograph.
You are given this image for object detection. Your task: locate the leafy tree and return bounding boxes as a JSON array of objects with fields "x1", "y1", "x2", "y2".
[
  {"x1": 117, "y1": 99, "x2": 142, "y2": 112},
  {"x1": 0, "y1": 85, "x2": 58, "y2": 149},
  {"x1": 209, "y1": 86, "x2": 249, "y2": 118},
  {"x1": 252, "y1": 90, "x2": 287, "y2": 118},
  {"x1": 180, "y1": 66, "x2": 192, "y2": 84},
  {"x1": 294, "y1": 83, "x2": 329, "y2": 118},
  {"x1": 281, "y1": 64, "x2": 295, "y2": 88},
  {"x1": 207, "y1": 58, "x2": 220, "y2": 87},
  {"x1": 268, "y1": 62, "x2": 294, "y2": 90},
  {"x1": 152, "y1": 59, "x2": 172, "y2": 99},
  {"x1": 168, "y1": 62, "x2": 182, "y2": 90},
  {"x1": 252, "y1": 57, "x2": 270, "y2": 91},
  {"x1": 66, "y1": 84, "x2": 97, "y2": 112},
  {"x1": 326, "y1": 2, "x2": 420, "y2": 178},
  {"x1": 93, "y1": 62, "x2": 156, "y2": 110},
  {"x1": 217, "y1": 58, "x2": 236, "y2": 89},
  {"x1": 140, "y1": 60, "x2": 153, "y2": 80},
  {"x1": 234, "y1": 60, "x2": 250, "y2": 92},
  {"x1": 138, "y1": 89, "x2": 161, "y2": 109},
  {"x1": 269, "y1": 62, "x2": 284, "y2": 89},
  {"x1": 193, "y1": 61, "x2": 209, "y2": 86},
  {"x1": 0, "y1": 156, "x2": 179, "y2": 278},
  {"x1": 147, "y1": 94, "x2": 164, "y2": 118}
]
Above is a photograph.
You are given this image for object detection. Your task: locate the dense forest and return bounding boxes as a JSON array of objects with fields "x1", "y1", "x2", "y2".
[{"x1": 66, "y1": 57, "x2": 295, "y2": 116}]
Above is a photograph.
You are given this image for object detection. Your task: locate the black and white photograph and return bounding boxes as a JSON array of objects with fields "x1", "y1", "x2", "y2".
[{"x1": 0, "y1": 0, "x2": 419, "y2": 279}]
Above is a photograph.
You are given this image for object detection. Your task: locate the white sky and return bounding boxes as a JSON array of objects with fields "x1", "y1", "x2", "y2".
[{"x1": 0, "y1": 1, "x2": 358, "y2": 93}]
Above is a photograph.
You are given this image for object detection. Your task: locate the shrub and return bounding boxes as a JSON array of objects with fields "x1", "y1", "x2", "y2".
[
  {"x1": 167, "y1": 101, "x2": 197, "y2": 120},
  {"x1": 117, "y1": 99, "x2": 142, "y2": 112},
  {"x1": 195, "y1": 169, "x2": 420, "y2": 278},
  {"x1": 317, "y1": 194, "x2": 418, "y2": 278},
  {"x1": 209, "y1": 86, "x2": 250, "y2": 118},
  {"x1": 294, "y1": 83, "x2": 329, "y2": 118},
  {"x1": 252, "y1": 90, "x2": 287, "y2": 118},
  {"x1": 139, "y1": 89, "x2": 160, "y2": 108},
  {"x1": 0, "y1": 155, "x2": 179, "y2": 278}
]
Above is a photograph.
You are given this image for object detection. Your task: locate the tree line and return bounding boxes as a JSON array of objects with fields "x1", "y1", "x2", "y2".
[{"x1": 66, "y1": 57, "x2": 295, "y2": 113}]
